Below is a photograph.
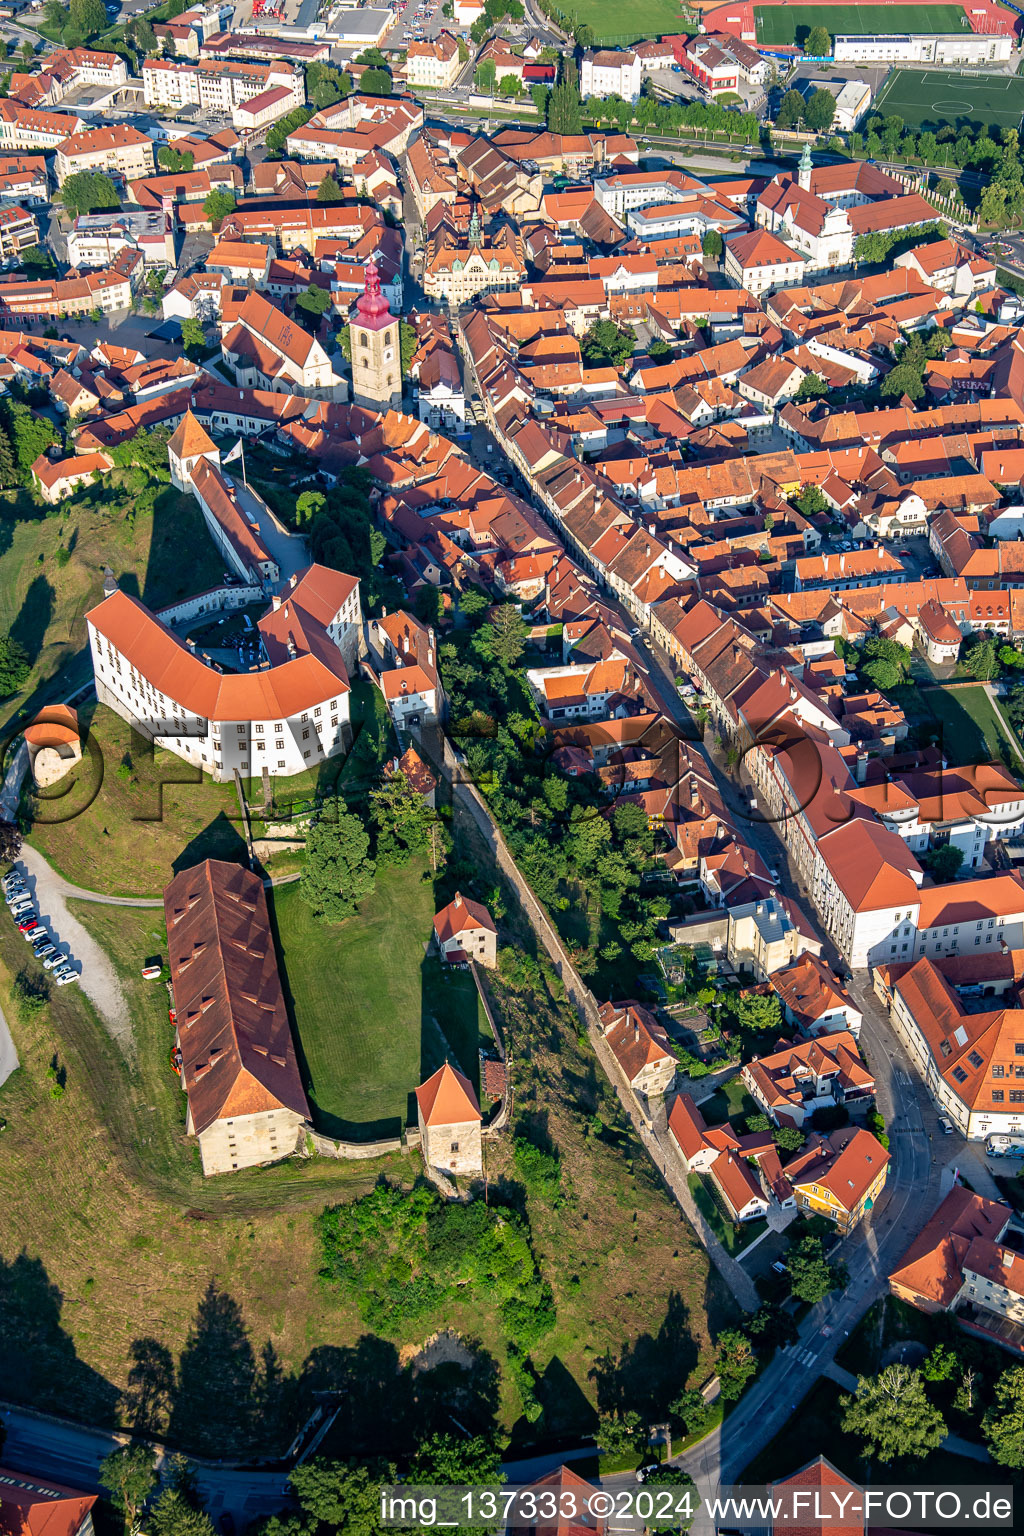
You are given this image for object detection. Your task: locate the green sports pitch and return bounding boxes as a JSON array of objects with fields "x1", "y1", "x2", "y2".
[
  {"x1": 753, "y1": 4, "x2": 972, "y2": 45},
  {"x1": 871, "y1": 66, "x2": 1024, "y2": 131}
]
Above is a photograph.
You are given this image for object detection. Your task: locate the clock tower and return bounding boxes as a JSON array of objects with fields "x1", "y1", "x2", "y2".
[{"x1": 350, "y1": 259, "x2": 402, "y2": 413}]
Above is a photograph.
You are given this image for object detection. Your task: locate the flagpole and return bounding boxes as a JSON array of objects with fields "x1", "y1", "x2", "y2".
[{"x1": 241, "y1": 437, "x2": 247, "y2": 490}]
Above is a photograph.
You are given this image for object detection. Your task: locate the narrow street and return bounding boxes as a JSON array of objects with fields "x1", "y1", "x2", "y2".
[{"x1": 459, "y1": 378, "x2": 953, "y2": 1525}]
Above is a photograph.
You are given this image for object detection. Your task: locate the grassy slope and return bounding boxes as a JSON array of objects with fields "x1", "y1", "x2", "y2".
[
  {"x1": 25, "y1": 703, "x2": 246, "y2": 897},
  {"x1": 0, "y1": 481, "x2": 225, "y2": 738},
  {"x1": 0, "y1": 879, "x2": 730, "y2": 1456}
]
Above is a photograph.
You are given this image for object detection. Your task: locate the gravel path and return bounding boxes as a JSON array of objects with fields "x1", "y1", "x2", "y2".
[
  {"x1": 10, "y1": 848, "x2": 136, "y2": 1057},
  {"x1": 0, "y1": 1006, "x2": 18, "y2": 1089}
]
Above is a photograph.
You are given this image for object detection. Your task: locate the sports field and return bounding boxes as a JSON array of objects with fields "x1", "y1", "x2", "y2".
[
  {"x1": 872, "y1": 66, "x2": 1024, "y2": 131},
  {"x1": 561, "y1": 0, "x2": 692, "y2": 42},
  {"x1": 753, "y1": 4, "x2": 970, "y2": 45}
]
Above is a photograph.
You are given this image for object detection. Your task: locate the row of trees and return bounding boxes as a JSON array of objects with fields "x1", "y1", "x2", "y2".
[{"x1": 842, "y1": 1359, "x2": 1024, "y2": 1468}]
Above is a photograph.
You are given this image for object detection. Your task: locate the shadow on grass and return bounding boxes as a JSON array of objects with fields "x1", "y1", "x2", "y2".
[
  {"x1": 589, "y1": 1289, "x2": 700, "y2": 1425},
  {"x1": 10, "y1": 573, "x2": 54, "y2": 665},
  {"x1": 170, "y1": 809, "x2": 249, "y2": 876},
  {"x1": 0, "y1": 1248, "x2": 121, "y2": 1425}
]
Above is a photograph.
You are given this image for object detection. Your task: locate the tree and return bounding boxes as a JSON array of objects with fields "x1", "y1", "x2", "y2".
[
  {"x1": 179, "y1": 317, "x2": 206, "y2": 358},
  {"x1": 203, "y1": 188, "x2": 236, "y2": 230},
  {"x1": 547, "y1": 79, "x2": 582, "y2": 135},
  {"x1": 530, "y1": 82, "x2": 549, "y2": 118},
  {"x1": 841, "y1": 1365, "x2": 946, "y2": 1463},
  {"x1": 477, "y1": 603, "x2": 527, "y2": 668},
  {"x1": 296, "y1": 284, "x2": 332, "y2": 323},
  {"x1": 410, "y1": 1432, "x2": 503, "y2": 1483},
  {"x1": 796, "y1": 371, "x2": 828, "y2": 401},
  {"x1": 921, "y1": 845, "x2": 964, "y2": 884},
  {"x1": 69, "y1": 0, "x2": 107, "y2": 35},
  {"x1": 474, "y1": 59, "x2": 497, "y2": 93},
  {"x1": 670, "y1": 1387, "x2": 715, "y2": 1437},
  {"x1": 99, "y1": 1446, "x2": 157, "y2": 1535},
  {"x1": 963, "y1": 634, "x2": 999, "y2": 681},
  {"x1": 715, "y1": 1329, "x2": 757, "y2": 1401},
  {"x1": 400, "y1": 320, "x2": 418, "y2": 377},
  {"x1": 300, "y1": 806, "x2": 375, "y2": 921},
  {"x1": 360, "y1": 67, "x2": 392, "y2": 96},
  {"x1": 369, "y1": 770, "x2": 435, "y2": 866},
  {"x1": 786, "y1": 1235, "x2": 846, "y2": 1304},
  {"x1": 804, "y1": 87, "x2": 835, "y2": 134},
  {"x1": 305, "y1": 61, "x2": 352, "y2": 109},
  {"x1": 983, "y1": 1367, "x2": 1024, "y2": 1467},
  {"x1": 860, "y1": 657, "x2": 902, "y2": 693},
  {"x1": 773, "y1": 1124, "x2": 803, "y2": 1153},
  {"x1": 59, "y1": 171, "x2": 119, "y2": 218},
  {"x1": 736, "y1": 991, "x2": 782, "y2": 1039},
  {"x1": 795, "y1": 483, "x2": 829, "y2": 518},
  {"x1": 147, "y1": 1490, "x2": 215, "y2": 1536},
  {"x1": 289, "y1": 1459, "x2": 390, "y2": 1536},
  {"x1": 0, "y1": 820, "x2": 21, "y2": 865},
  {"x1": 317, "y1": 173, "x2": 344, "y2": 202},
  {"x1": 921, "y1": 1343, "x2": 958, "y2": 1383},
  {"x1": 805, "y1": 25, "x2": 832, "y2": 58},
  {"x1": 701, "y1": 228, "x2": 723, "y2": 261},
  {"x1": 597, "y1": 1410, "x2": 645, "y2": 1459},
  {"x1": 776, "y1": 88, "x2": 806, "y2": 129},
  {"x1": 266, "y1": 106, "x2": 313, "y2": 154},
  {"x1": 499, "y1": 74, "x2": 522, "y2": 97},
  {"x1": 880, "y1": 360, "x2": 925, "y2": 402},
  {"x1": 19, "y1": 245, "x2": 56, "y2": 275},
  {"x1": 157, "y1": 148, "x2": 194, "y2": 172},
  {"x1": 581, "y1": 318, "x2": 635, "y2": 369},
  {"x1": 3, "y1": 398, "x2": 56, "y2": 482}
]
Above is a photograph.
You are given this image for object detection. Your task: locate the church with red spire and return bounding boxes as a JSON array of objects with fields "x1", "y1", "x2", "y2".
[{"x1": 351, "y1": 258, "x2": 402, "y2": 412}]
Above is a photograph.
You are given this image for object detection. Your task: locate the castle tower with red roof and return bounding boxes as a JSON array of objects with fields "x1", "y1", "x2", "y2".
[{"x1": 351, "y1": 258, "x2": 402, "y2": 414}]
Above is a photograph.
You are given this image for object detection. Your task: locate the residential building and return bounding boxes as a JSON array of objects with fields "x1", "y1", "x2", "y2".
[
  {"x1": 724, "y1": 227, "x2": 806, "y2": 296},
  {"x1": 0, "y1": 203, "x2": 36, "y2": 261},
  {"x1": 769, "y1": 952, "x2": 863, "y2": 1037},
  {"x1": 0, "y1": 101, "x2": 84, "y2": 151},
  {"x1": 54, "y1": 125, "x2": 154, "y2": 186},
  {"x1": 405, "y1": 31, "x2": 462, "y2": 90},
  {"x1": 142, "y1": 57, "x2": 305, "y2": 121},
  {"x1": 0, "y1": 267, "x2": 133, "y2": 317},
  {"x1": 580, "y1": 50, "x2": 642, "y2": 104},
  {"x1": 433, "y1": 891, "x2": 497, "y2": 967},
  {"x1": 742, "y1": 1030, "x2": 875, "y2": 1128},
  {"x1": 784, "y1": 1125, "x2": 890, "y2": 1232},
  {"x1": 811, "y1": 818, "x2": 924, "y2": 970},
  {"x1": 164, "y1": 859, "x2": 311, "y2": 1175},
  {"x1": 31, "y1": 451, "x2": 113, "y2": 504},
  {"x1": 709, "y1": 1148, "x2": 770, "y2": 1222},
  {"x1": 890, "y1": 1185, "x2": 1011, "y2": 1313},
  {"x1": 885, "y1": 955, "x2": 1024, "y2": 1139},
  {"x1": 681, "y1": 32, "x2": 767, "y2": 96},
  {"x1": 415, "y1": 1061, "x2": 483, "y2": 1176},
  {"x1": 597, "y1": 999, "x2": 677, "y2": 1097},
  {"x1": 0, "y1": 1468, "x2": 96, "y2": 1536}
]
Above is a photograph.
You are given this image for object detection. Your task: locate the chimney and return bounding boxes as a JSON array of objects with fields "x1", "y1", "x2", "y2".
[
  {"x1": 271, "y1": 593, "x2": 281, "y2": 611},
  {"x1": 287, "y1": 640, "x2": 297, "y2": 658}
]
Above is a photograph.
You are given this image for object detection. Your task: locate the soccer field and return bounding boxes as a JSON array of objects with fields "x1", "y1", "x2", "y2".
[
  {"x1": 559, "y1": 0, "x2": 691, "y2": 41},
  {"x1": 872, "y1": 66, "x2": 1024, "y2": 131},
  {"x1": 753, "y1": 4, "x2": 971, "y2": 45}
]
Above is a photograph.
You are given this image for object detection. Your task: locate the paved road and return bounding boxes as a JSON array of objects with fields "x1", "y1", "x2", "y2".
[{"x1": 0, "y1": 1002, "x2": 17, "y2": 1089}]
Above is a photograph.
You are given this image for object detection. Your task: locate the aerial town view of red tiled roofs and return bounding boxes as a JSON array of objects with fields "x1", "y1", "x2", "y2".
[{"x1": 6, "y1": 0, "x2": 1024, "y2": 1529}]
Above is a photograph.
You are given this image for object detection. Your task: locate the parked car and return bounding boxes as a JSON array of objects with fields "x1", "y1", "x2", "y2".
[
  {"x1": 5, "y1": 887, "x2": 27, "y2": 905},
  {"x1": 54, "y1": 969, "x2": 79, "y2": 986},
  {"x1": 22, "y1": 924, "x2": 44, "y2": 941},
  {"x1": 938, "y1": 1116, "x2": 955, "y2": 1135},
  {"x1": 43, "y1": 952, "x2": 68, "y2": 971},
  {"x1": 16, "y1": 914, "x2": 38, "y2": 931},
  {"x1": 11, "y1": 903, "x2": 34, "y2": 919},
  {"x1": 34, "y1": 945, "x2": 56, "y2": 962}
]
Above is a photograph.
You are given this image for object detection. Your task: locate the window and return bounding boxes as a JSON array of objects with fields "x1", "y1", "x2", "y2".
[
  {"x1": 450, "y1": 1141, "x2": 459, "y2": 1152},
  {"x1": 1011, "y1": 1090, "x2": 1024, "y2": 1104},
  {"x1": 314, "y1": 706, "x2": 321, "y2": 717},
  {"x1": 994, "y1": 1065, "x2": 1006, "y2": 1078},
  {"x1": 952, "y1": 1066, "x2": 968, "y2": 1084},
  {"x1": 993, "y1": 1090, "x2": 1005, "y2": 1103},
  {"x1": 237, "y1": 724, "x2": 245, "y2": 733},
  {"x1": 255, "y1": 723, "x2": 263, "y2": 733},
  {"x1": 276, "y1": 738, "x2": 284, "y2": 750},
  {"x1": 969, "y1": 1051, "x2": 984, "y2": 1069},
  {"x1": 277, "y1": 759, "x2": 285, "y2": 768},
  {"x1": 302, "y1": 729, "x2": 309, "y2": 740}
]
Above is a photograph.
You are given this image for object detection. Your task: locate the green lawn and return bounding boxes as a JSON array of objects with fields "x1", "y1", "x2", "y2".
[
  {"x1": 687, "y1": 1172, "x2": 767, "y2": 1255},
  {"x1": 698, "y1": 1075, "x2": 758, "y2": 1128},
  {"x1": 921, "y1": 685, "x2": 1024, "y2": 771},
  {"x1": 561, "y1": 0, "x2": 694, "y2": 43},
  {"x1": 872, "y1": 65, "x2": 1024, "y2": 133},
  {"x1": 25, "y1": 702, "x2": 247, "y2": 898},
  {"x1": 269, "y1": 866, "x2": 490, "y2": 1141},
  {"x1": 754, "y1": 4, "x2": 971, "y2": 45}
]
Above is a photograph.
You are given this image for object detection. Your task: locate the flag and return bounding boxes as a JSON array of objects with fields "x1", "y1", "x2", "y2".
[{"x1": 222, "y1": 438, "x2": 244, "y2": 465}]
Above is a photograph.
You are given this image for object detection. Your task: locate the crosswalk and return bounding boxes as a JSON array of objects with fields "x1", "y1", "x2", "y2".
[{"x1": 784, "y1": 1345, "x2": 819, "y2": 1367}]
